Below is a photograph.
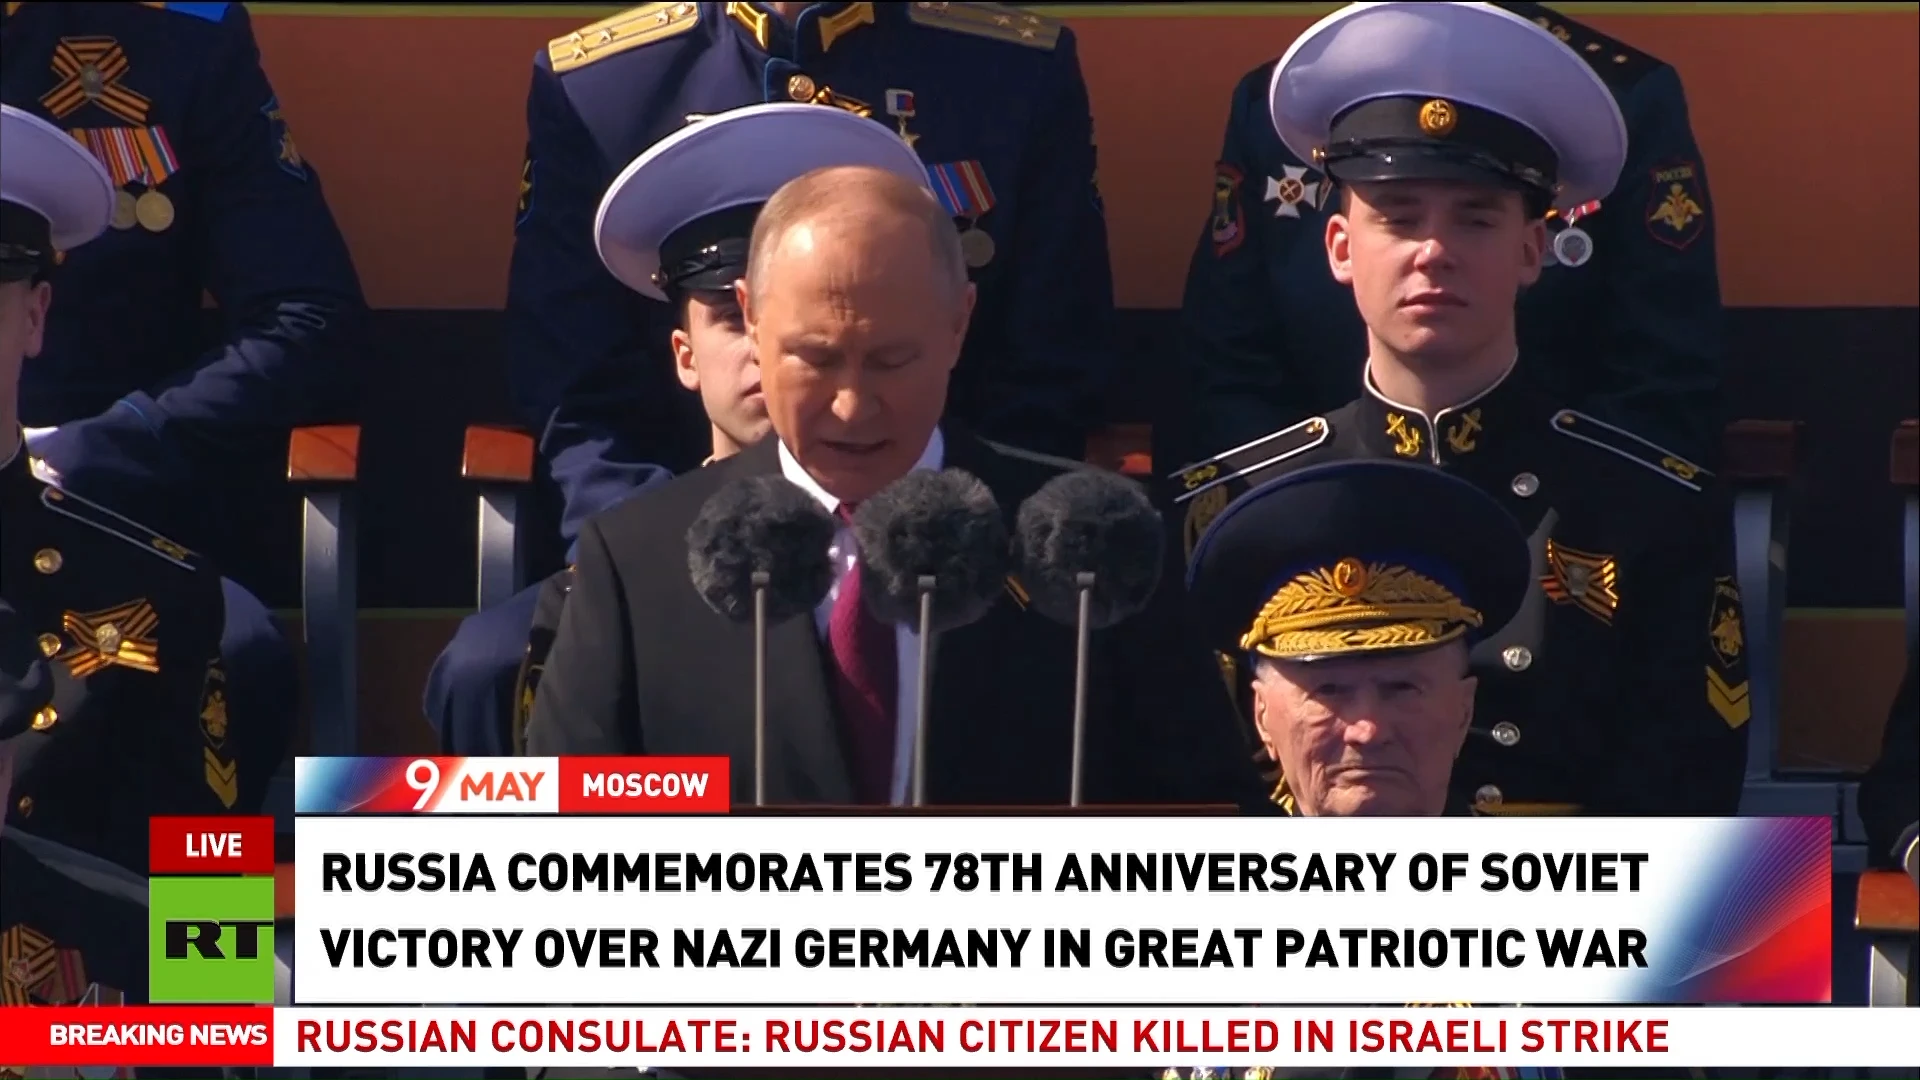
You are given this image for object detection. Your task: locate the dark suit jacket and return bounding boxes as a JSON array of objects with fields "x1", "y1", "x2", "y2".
[
  {"x1": 526, "y1": 428, "x2": 1270, "y2": 812},
  {"x1": 1859, "y1": 644, "x2": 1918, "y2": 868}
]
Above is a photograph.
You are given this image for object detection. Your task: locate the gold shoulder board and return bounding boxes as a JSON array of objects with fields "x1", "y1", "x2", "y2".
[
  {"x1": 1169, "y1": 417, "x2": 1332, "y2": 507},
  {"x1": 1549, "y1": 409, "x2": 1709, "y2": 492},
  {"x1": 906, "y1": 2, "x2": 1061, "y2": 50},
  {"x1": 38, "y1": 483, "x2": 202, "y2": 571},
  {"x1": 549, "y1": 2, "x2": 700, "y2": 75}
]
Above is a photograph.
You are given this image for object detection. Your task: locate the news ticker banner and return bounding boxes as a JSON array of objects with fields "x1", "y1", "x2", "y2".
[
  {"x1": 3, "y1": 1006, "x2": 1916, "y2": 1070},
  {"x1": 284, "y1": 757, "x2": 1835, "y2": 1007}
]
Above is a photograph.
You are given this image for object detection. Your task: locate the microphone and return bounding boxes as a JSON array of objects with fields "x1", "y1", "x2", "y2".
[
  {"x1": 850, "y1": 468, "x2": 1010, "y2": 805},
  {"x1": 1011, "y1": 469, "x2": 1166, "y2": 806},
  {"x1": 687, "y1": 475, "x2": 838, "y2": 805}
]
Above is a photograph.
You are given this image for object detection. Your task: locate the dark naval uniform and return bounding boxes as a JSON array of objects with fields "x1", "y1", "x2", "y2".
[
  {"x1": 2, "y1": 0, "x2": 366, "y2": 778},
  {"x1": 1173, "y1": 369, "x2": 1750, "y2": 817},
  {"x1": 1858, "y1": 643, "x2": 1918, "y2": 876},
  {"x1": 1173, "y1": 1, "x2": 1722, "y2": 473},
  {"x1": 1, "y1": 0, "x2": 366, "y2": 532},
  {"x1": 510, "y1": 1, "x2": 1114, "y2": 545},
  {"x1": 0, "y1": 825, "x2": 153, "y2": 1009},
  {"x1": 2, "y1": 448, "x2": 243, "y2": 875}
]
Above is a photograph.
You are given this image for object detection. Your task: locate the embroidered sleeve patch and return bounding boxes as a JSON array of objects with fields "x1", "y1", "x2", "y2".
[
  {"x1": 1646, "y1": 159, "x2": 1706, "y2": 250},
  {"x1": 1705, "y1": 575, "x2": 1750, "y2": 729},
  {"x1": 1210, "y1": 163, "x2": 1246, "y2": 257},
  {"x1": 261, "y1": 95, "x2": 307, "y2": 181},
  {"x1": 516, "y1": 156, "x2": 535, "y2": 227}
]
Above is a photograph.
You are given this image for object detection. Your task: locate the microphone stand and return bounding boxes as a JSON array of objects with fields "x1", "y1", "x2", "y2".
[
  {"x1": 911, "y1": 574, "x2": 936, "y2": 807},
  {"x1": 1070, "y1": 570, "x2": 1095, "y2": 808},
  {"x1": 752, "y1": 570, "x2": 769, "y2": 808}
]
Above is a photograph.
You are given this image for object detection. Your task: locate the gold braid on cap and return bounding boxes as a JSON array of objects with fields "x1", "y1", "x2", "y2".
[{"x1": 1240, "y1": 559, "x2": 1482, "y2": 660}]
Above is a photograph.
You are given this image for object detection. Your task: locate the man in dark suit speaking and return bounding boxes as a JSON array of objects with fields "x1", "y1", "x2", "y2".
[{"x1": 526, "y1": 108, "x2": 1265, "y2": 812}]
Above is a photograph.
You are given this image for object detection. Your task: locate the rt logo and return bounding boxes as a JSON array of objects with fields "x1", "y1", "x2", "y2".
[{"x1": 149, "y1": 876, "x2": 277, "y2": 1003}]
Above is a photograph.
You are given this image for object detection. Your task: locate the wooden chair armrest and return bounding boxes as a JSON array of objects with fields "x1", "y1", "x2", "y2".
[
  {"x1": 1855, "y1": 868, "x2": 1920, "y2": 935},
  {"x1": 463, "y1": 424, "x2": 536, "y2": 484},
  {"x1": 1721, "y1": 419, "x2": 1801, "y2": 484},
  {"x1": 287, "y1": 424, "x2": 361, "y2": 483},
  {"x1": 1087, "y1": 423, "x2": 1153, "y2": 478},
  {"x1": 1893, "y1": 420, "x2": 1917, "y2": 489}
]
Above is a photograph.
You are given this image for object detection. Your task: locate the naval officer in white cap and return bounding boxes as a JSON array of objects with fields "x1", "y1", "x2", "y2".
[
  {"x1": 1169, "y1": 1, "x2": 1749, "y2": 821},
  {"x1": 429, "y1": 103, "x2": 944, "y2": 757},
  {"x1": 5, "y1": 104, "x2": 241, "y2": 901}
]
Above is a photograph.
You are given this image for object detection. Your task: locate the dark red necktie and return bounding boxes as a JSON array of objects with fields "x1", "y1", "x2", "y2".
[{"x1": 829, "y1": 505, "x2": 899, "y2": 804}]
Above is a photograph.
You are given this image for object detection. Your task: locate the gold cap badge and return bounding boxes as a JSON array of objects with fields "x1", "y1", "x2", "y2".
[{"x1": 1418, "y1": 99, "x2": 1457, "y2": 137}]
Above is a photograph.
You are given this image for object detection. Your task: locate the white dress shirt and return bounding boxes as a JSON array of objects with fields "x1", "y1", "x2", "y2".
[{"x1": 777, "y1": 428, "x2": 945, "y2": 805}]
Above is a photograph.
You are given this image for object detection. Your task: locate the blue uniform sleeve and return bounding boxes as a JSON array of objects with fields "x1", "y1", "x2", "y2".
[
  {"x1": 505, "y1": 58, "x2": 673, "y2": 546},
  {"x1": 982, "y1": 28, "x2": 1115, "y2": 459},
  {"x1": 96, "y1": 3, "x2": 367, "y2": 454},
  {"x1": 1175, "y1": 67, "x2": 1311, "y2": 465},
  {"x1": 1577, "y1": 63, "x2": 1725, "y2": 468}
]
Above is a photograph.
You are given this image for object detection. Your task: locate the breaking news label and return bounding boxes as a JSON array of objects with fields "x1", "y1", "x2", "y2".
[{"x1": 11, "y1": 757, "x2": 1910, "y2": 1072}]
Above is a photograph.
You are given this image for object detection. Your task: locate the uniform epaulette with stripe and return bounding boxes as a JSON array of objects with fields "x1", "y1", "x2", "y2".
[
  {"x1": 1167, "y1": 417, "x2": 1332, "y2": 508},
  {"x1": 549, "y1": 2, "x2": 699, "y2": 75},
  {"x1": 1494, "y1": 2, "x2": 1658, "y2": 88},
  {"x1": 1549, "y1": 409, "x2": 1710, "y2": 492},
  {"x1": 906, "y1": 2, "x2": 1061, "y2": 50},
  {"x1": 137, "y1": 2, "x2": 231, "y2": 22},
  {"x1": 35, "y1": 472, "x2": 203, "y2": 571}
]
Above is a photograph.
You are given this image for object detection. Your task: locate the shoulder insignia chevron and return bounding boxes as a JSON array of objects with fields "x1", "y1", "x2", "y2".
[
  {"x1": 906, "y1": 2, "x2": 1060, "y2": 50},
  {"x1": 138, "y1": 2, "x2": 231, "y2": 21},
  {"x1": 1168, "y1": 417, "x2": 1332, "y2": 507},
  {"x1": 1549, "y1": 409, "x2": 1709, "y2": 491},
  {"x1": 39, "y1": 485, "x2": 202, "y2": 571},
  {"x1": 549, "y1": 2, "x2": 699, "y2": 75}
]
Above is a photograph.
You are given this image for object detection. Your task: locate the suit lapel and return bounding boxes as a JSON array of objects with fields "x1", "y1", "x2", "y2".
[{"x1": 738, "y1": 440, "x2": 855, "y2": 805}]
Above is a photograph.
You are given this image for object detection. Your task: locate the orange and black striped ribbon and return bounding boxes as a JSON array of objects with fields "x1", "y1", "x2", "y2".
[{"x1": 40, "y1": 36, "x2": 150, "y2": 124}]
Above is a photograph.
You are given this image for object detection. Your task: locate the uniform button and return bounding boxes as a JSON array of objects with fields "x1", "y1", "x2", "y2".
[
  {"x1": 15, "y1": 796, "x2": 31, "y2": 817},
  {"x1": 31, "y1": 706, "x2": 58, "y2": 731},
  {"x1": 34, "y1": 547, "x2": 63, "y2": 574},
  {"x1": 1510, "y1": 472, "x2": 1539, "y2": 498},
  {"x1": 1502, "y1": 645, "x2": 1533, "y2": 671},
  {"x1": 37, "y1": 633, "x2": 62, "y2": 657},
  {"x1": 1491, "y1": 721, "x2": 1521, "y2": 747},
  {"x1": 786, "y1": 73, "x2": 816, "y2": 101},
  {"x1": 1474, "y1": 784, "x2": 1503, "y2": 808}
]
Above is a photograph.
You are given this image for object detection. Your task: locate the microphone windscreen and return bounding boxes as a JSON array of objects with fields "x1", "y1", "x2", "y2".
[
  {"x1": 686, "y1": 475, "x2": 838, "y2": 623},
  {"x1": 1012, "y1": 469, "x2": 1165, "y2": 629},
  {"x1": 851, "y1": 468, "x2": 1009, "y2": 632}
]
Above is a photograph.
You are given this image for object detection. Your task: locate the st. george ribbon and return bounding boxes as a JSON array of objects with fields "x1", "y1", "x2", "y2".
[
  {"x1": 850, "y1": 469, "x2": 1008, "y2": 806},
  {"x1": 1012, "y1": 470, "x2": 1165, "y2": 806},
  {"x1": 687, "y1": 475, "x2": 837, "y2": 806}
]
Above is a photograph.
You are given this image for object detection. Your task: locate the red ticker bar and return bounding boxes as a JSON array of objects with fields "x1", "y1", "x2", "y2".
[
  {"x1": 556, "y1": 756, "x2": 731, "y2": 813},
  {"x1": 149, "y1": 816, "x2": 276, "y2": 875}
]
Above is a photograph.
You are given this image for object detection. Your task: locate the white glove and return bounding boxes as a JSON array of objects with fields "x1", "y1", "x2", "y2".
[{"x1": 21, "y1": 425, "x2": 56, "y2": 447}]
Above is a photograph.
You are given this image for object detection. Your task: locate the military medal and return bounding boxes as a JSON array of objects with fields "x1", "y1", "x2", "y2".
[
  {"x1": 958, "y1": 225, "x2": 995, "y2": 269},
  {"x1": 111, "y1": 189, "x2": 138, "y2": 230},
  {"x1": 927, "y1": 160, "x2": 997, "y2": 270},
  {"x1": 1550, "y1": 199, "x2": 1599, "y2": 268},
  {"x1": 135, "y1": 189, "x2": 174, "y2": 233},
  {"x1": 884, "y1": 88, "x2": 919, "y2": 150}
]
